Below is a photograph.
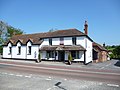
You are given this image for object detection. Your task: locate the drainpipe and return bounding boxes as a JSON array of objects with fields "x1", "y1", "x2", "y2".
[
  {"x1": 26, "y1": 46, "x2": 27, "y2": 59},
  {"x1": 84, "y1": 50, "x2": 86, "y2": 65}
]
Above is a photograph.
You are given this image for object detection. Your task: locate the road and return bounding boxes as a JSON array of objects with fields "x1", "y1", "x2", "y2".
[{"x1": 0, "y1": 60, "x2": 120, "y2": 90}]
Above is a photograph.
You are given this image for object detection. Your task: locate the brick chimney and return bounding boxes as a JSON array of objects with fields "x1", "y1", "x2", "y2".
[
  {"x1": 84, "y1": 21, "x2": 88, "y2": 35},
  {"x1": 103, "y1": 43, "x2": 105, "y2": 48}
]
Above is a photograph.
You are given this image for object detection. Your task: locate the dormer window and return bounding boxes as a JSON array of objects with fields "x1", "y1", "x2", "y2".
[
  {"x1": 49, "y1": 38, "x2": 52, "y2": 45},
  {"x1": 8, "y1": 42, "x2": 12, "y2": 55},
  {"x1": 60, "y1": 37, "x2": 64, "y2": 45},
  {"x1": 8, "y1": 47, "x2": 12, "y2": 55},
  {"x1": 18, "y1": 46, "x2": 21, "y2": 55},
  {"x1": 28, "y1": 46, "x2": 31, "y2": 55},
  {"x1": 72, "y1": 37, "x2": 76, "y2": 45}
]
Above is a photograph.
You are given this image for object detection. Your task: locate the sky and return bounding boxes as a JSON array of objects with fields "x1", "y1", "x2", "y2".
[{"x1": 0, "y1": 0, "x2": 120, "y2": 45}]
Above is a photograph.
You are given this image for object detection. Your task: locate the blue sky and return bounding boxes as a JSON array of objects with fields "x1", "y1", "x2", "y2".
[{"x1": 0, "y1": 0, "x2": 120, "y2": 45}]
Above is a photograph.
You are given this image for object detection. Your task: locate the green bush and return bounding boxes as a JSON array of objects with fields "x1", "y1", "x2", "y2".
[
  {"x1": 38, "y1": 52, "x2": 41, "y2": 62},
  {"x1": 0, "y1": 45, "x2": 3, "y2": 55},
  {"x1": 109, "y1": 53, "x2": 114, "y2": 59},
  {"x1": 68, "y1": 53, "x2": 72, "y2": 61}
]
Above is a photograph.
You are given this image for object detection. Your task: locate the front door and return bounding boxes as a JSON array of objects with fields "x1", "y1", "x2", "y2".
[{"x1": 58, "y1": 51, "x2": 64, "y2": 61}]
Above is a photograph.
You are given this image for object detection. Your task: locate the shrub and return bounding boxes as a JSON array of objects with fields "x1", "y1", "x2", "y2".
[
  {"x1": 38, "y1": 52, "x2": 41, "y2": 62},
  {"x1": 0, "y1": 45, "x2": 3, "y2": 55},
  {"x1": 68, "y1": 53, "x2": 72, "y2": 61}
]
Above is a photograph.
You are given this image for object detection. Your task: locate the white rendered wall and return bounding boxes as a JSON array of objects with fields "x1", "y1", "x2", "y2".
[
  {"x1": 77, "y1": 36, "x2": 93, "y2": 63},
  {"x1": 85, "y1": 38, "x2": 93, "y2": 63},
  {"x1": 12, "y1": 42, "x2": 26, "y2": 59},
  {"x1": 12, "y1": 46, "x2": 26, "y2": 59},
  {"x1": 64, "y1": 37, "x2": 72, "y2": 45},
  {"x1": 26, "y1": 41, "x2": 39, "y2": 59},
  {"x1": 77, "y1": 36, "x2": 85, "y2": 48},
  {"x1": 52, "y1": 38, "x2": 60, "y2": 45},
  {"x1": 40, "y1": 39, "x2": 49, "y2": 47},
  {"x1": 3, "y1": 43, "x2": 12, "y2": 58},
  {"x1": 41, "y1": 37, "x2": 73, "y2": 46},
  {"x1": 27, "y1": 45, "x2": 39, "y2": 59}
]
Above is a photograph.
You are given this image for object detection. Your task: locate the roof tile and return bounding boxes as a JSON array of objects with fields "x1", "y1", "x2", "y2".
[{"x1": 4, "y1": 29, "x2": 86, "y2": 45}]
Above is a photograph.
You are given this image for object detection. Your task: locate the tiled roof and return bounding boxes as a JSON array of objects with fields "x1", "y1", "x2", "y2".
[
  {"x1": 4, "y1": 28, "x2": 87, "y2": 46},
  {"x1": 43, "y1": 28, "x2": 85, "y2": 38},
  {"x1": 4, "y1": 33, "x2": 45, "y2": 45},
  {"x1": 40, "y1": 45, "x2": 86, "y2": 51},
  {"x1": 93, "y1": 42, "x2": 107, "y2": 51}
]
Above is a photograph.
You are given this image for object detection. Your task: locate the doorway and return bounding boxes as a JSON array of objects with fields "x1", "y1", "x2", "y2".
[{"x1": 58, "y1": 51, "x2": 65, "y2": 61}]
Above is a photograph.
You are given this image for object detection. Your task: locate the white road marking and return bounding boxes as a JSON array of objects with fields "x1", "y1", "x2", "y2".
[
  {"x1": 98, "y1": 82, "x2": 103, "y2": 85},
  {"x1": 107, "y1": 84, "x2": 119, "y2": 87},
  {"x1": 3, "y1": 72, "x2": 7, "y2": 74},
  {"x1": 9, "y1": 73, "x2": 14, "y2": 75},
  {"x1": 47, "y1": 86, "x2": 56, "y2": 90},
  {"x1": 47, "y1": 88, "x2": 51, "y2": 90},
  {"x1": 46, "y1": 78, "x2": 51, "y2": 80},
  {"x1": 64, "y1": 79, "x2": 67, "y2": 81},
  {"x1": 16, "y1": 74, "x2": 23, "y2": 77},
  {"x1": 49, "y1": 77, "x2": 51, "y2": 78},
  {"x1": 0, "y1": 62, "x2": 120, "y2": 76},
  {"x1": 25, "y1": 75, "x2": 31, "y2": 78}
]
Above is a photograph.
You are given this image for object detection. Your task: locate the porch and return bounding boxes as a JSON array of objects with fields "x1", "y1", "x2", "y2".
[{"x1": 39, "y1": 45, "x2": 86, "y2": 62}]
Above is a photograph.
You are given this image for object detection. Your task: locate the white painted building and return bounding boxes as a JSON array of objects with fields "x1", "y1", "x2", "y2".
[{"x1": 3, "y1": 21, "x2": 93, "y2": 64}]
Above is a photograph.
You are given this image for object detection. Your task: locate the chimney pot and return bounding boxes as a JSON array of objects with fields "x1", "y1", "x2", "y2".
[
  {"x1": 103, "y1": 43, "x2": 105, "y2": 47},
  {"x1": 84, "y1": 21, "x2": 88, "y2": 35}
]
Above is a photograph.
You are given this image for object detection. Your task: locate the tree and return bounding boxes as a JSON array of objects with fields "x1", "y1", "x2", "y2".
[
  {"x1": 113, "y1": 45, "x2": 120, "y2": 59},
  {"x1": 106, "y1": 45, "x2": 120, "y2": 59},
  {"x1": 0, "y1": 20, "x2": 24, "y2": 54},
  {"x1": 0, "y1": 45, "x2": 3, "y2": 54},
  {"x1": 0, "y1": 21, "x2": 8, "y2": 45},
  {"x1": 7, "y1": 26, "x2": 24, "y2": 38}
]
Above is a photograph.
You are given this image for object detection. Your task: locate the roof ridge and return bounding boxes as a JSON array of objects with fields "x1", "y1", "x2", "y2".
[{"x1": 12, "y1": 28, "x2": 83, "y2": 36}]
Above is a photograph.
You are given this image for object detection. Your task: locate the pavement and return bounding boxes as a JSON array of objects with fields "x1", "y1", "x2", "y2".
[{"x1": 0, "y1": 56, "x2": 120, "y2": 71}]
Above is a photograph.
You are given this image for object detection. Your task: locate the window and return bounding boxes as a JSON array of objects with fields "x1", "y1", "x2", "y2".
[
  {"x1": 60, "y1": 37, "x2": 64, "y2": 45},
  {"x1": 47, "y1": 51, "x2": 54, "y2": 58},
  {"x1": 72, "y1": 37, "x2": 76, "y2": 45},
  {"x1": 28, "y1": 46, "x2": 31, "y2": 55},
  {"x1": 9, "y1": 47, "x2": 12, "y2": 55},
  {"x1": 71, "y1": 51, "x2": 76, "y2": 59},
  {"x1": 18, "y1": 46, "x2": 21, "y2": 55},
  {"x1": 76, "y1": 51, "x2": 79, "y2": 59},
  {"x1": 71, "y1": 51, "x2": 79, "y2": 59},
  {"x1": 49, "y1": 38, "x2": 52, "y2": 45}
]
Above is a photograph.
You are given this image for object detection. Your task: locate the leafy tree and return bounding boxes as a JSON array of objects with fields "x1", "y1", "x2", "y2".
[
  {"x1": 0, "y1": 45, "x2": 3, "y2": 54},
  {"x1": 0, "y1": 20, "x2": 24, "y2": 54},
  {"x1": 113, "y1": 45, "x2": 120, "y2": 59},
  {"x1": 106, "y1": 45, "x2": 120, "y2": 59},
  {"x1": 0, "y1": 21, "x2": 8, "y2": 45},
  {"x1": 7, "y1": 26, "x2": 24, "y2": 38}
]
